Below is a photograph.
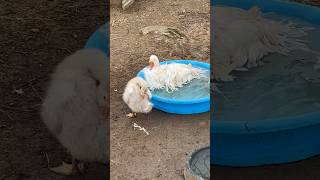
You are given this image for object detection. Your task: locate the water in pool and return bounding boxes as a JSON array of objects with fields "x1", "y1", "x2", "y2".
[
  {"x1": 151, "y1": 69, "x2": 210, "y2": 100},
  {"x1": 214, "y1": 13, "x2": 320, "y2": 121}
]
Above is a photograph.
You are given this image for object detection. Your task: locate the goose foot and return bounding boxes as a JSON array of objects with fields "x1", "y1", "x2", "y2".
[
  {"x1": 126, "y1": 112, "x2": 137, "y2": 118},
  {"x1": 49, "y1": 159, "x2": 84, "y2": 176}
]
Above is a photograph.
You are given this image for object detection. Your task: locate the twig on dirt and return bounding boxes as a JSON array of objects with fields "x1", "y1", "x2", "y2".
[
  {"x1": 133, "y1": 122, "x2": 150, "y2": 136},
  {"x1": 122, "y1": 0, "x2": 135, "y2": 10}
]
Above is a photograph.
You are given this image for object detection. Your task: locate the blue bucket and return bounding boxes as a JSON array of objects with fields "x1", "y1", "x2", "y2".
[
  {"x1": 211, "y1": 0, "x2": 320, "y2": 166},
  {"x1": 137, "y1": 60, "x2": 210, "y2": 114}
]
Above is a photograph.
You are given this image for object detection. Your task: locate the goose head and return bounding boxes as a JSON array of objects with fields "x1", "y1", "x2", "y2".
[
  {"x1": 149, "y1": 55, "x2": 160, "y2": 70},
  {"x1": 134, "y1": 77, "x2": 152, "y2": 100},
  {"x1": 136, "y1": 79, "x2": 153, "y2": 113}
]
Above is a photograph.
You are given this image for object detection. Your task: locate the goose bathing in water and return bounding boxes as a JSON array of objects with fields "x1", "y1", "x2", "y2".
[
  {"x1": 41, "y1": 49, "x2": 108, "y2": 175},
  {"x1": 144, "y1": 55, "x2": 208, "y2": 92},
  {"x1": 123, "y1": 77, "x2": 153, "y2": 118},
  {"x1": 212, "y1": 6, "x2": 316, "y2": 82}
]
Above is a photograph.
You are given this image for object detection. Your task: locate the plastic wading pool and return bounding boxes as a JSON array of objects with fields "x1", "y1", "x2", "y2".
[
  {"x1": 137, "y1": 60, "x2": 210, "y2": 114},
  {"x1": 211, "y1": 0, "x2": 320, "y2": 167}
]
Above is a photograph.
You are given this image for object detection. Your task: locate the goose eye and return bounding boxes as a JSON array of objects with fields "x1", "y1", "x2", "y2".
[{"x1": 103, "y1": 96, "x2": 106, "y2": 100}]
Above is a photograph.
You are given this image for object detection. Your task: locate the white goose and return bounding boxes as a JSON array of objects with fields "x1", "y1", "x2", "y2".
[
  {"x1": 212, "y1": 6, "x2": 315, "y2": 82},
  {"x1": 143, "y1": 55, "x2": 207, "y2": 92},
  {"x1": 41, "y1": 49, "x2": 108, "y2": 175},
  {"x1": 123, "y1": 77, "x2": 153, "y2": 118}
]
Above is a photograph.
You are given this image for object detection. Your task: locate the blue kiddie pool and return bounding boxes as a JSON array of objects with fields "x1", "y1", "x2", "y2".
[
  {"x1": 137, "y1": 60, "x2": 210, "y2": 114},
  {"x1": 211, "y1": 0, "x2": 320, "y2": 166},
  {"x1": 85, "y1": 23, "x2": 109, "y2": 55}
]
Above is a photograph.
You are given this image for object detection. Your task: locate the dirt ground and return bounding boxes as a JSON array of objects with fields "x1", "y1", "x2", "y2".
[
  {"x1": 110, "y1": 0, "x2": 210, "y2": 179},
  {"x1": 0, "y1": 1, "x2": 108, "y2": 179}
]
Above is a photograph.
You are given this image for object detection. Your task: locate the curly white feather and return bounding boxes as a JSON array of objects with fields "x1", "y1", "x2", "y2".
[
  {"x1": 212, "y1": 6, "x2": 316, "y2": 82},
  {"x1": 144, "y1": 55, "x2": 207, "y2": 92}
]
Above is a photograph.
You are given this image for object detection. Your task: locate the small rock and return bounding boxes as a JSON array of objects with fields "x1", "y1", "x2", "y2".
[{"x1": 13, "y1": 88, "x2": 24, "y2": 95}]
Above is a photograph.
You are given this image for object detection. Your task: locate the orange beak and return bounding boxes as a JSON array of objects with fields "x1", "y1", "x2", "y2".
[{"x1": 149, "y1": 61, "x2": 154, "y2": 70}]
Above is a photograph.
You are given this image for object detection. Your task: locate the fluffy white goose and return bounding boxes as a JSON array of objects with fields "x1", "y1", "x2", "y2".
[
  {"x1": 41, "y1": 49, "x2": 108, "y2": 175},
  {"x1": 212, "y1": 6, "x2": 315, "y2": 82},
  {"x1": 143, "y1": 55, "x2": 208, "y2": 92},
  {"x1": 123, "y1": 77, "x2": 153, "y2": 118}
]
